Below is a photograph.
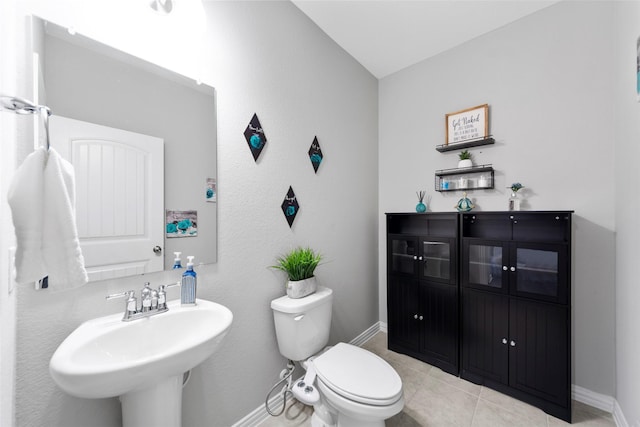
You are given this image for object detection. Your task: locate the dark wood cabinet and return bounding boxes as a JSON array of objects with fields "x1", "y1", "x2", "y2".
[
  {"x1": 386, "y1": 213, "x2": 459, "y2": 375},
  {"x1": 460, "y1": 212, "x2": 572, "y2": 423},
  {"x1": 386, "y1": 211, "x2": 572, "y2": 423}
]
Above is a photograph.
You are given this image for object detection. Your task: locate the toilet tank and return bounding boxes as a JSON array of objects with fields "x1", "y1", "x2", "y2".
[{"x1": 271, "y1": 287, "x2": 333, "y2": 361}]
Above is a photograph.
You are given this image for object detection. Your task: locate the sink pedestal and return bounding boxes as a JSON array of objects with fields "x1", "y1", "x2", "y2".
[{"x1": 120, "y1": 374, "x2": 183, "y2": 427}]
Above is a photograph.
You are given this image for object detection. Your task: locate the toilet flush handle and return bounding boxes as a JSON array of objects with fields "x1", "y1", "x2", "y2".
[{"x1": 294, "y1": 314, "x2": 305, "y2": 321}]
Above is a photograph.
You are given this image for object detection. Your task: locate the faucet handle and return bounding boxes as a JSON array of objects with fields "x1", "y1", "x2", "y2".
[
  {"x1": 106, "y1": 290, "x2": 135, "y2": 300},
  {"x1": 164, "y1": 281, "x2": 181, "y2": 290},
  {"x1": 157, "y1": 282, "x2": 180, "y2": 310},
  {"x1": 106, "y1": 290, "x2": 138, "y2": 320}
]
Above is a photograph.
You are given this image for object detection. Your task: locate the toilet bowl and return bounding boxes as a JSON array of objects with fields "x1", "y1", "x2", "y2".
[
  {"x1": 271, "y1": 288, "x2": 404, "y2": 427},
  {"x1": 310, "y1": 343, "x2": 404, "y2": 427}
]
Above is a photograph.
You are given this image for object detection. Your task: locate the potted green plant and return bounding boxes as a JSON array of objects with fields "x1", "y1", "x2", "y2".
[
  {"x1": 458, "y1": 150, "x2": 473, "y2": 168},
  {"x1": 271, "y1": 247, "x2": 323, "y2": 298},
  {"x1": 507, "y1": 182, "x2": 525, "y2": 211}
]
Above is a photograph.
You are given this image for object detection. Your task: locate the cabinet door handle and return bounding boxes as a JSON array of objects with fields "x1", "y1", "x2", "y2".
[
  {"x1": 418, "y1": 256, "x2": 423, "y2": 261},
  {"x1": 502, "y1": 266, "x2": 508, "y2": 271},
  {"x1": 419, "y1": 315, "x2": 423, "y2": 320},
  {"x1": 413, "y1": 256, "x2": 418, "y2": 260},
  {"x1": 502, "y1": 338, "x2": 508, "y2": 344},
  {"x1": 510, "y1": 266, "x2": 516, "y2": 272},
  {"x1": 414, "y1": 314, "x2": 418, "y2": 319},
  {"x1": 510, "y1": 340, "x2": 516, "y2": 347}
]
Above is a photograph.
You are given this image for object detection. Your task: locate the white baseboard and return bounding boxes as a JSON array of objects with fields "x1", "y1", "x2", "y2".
[
  {"x1": 232, "y1": 387, "x2": 285, "y2": 427},
  {"x1": 379, "y1": 321, "x2": 388, "y2": 333},
  {"x1": 348, "y1": 321, "x2": 383, "y2": 347},
  {"x1": 571, "y1": 385, "x2": 633, "y2": 427},
  {"x1": 572, "y1": 384, "x2": 615, "y2": 413},
  {"x1": 612, "y1": 400, "x2": 630, "y2": 427}
]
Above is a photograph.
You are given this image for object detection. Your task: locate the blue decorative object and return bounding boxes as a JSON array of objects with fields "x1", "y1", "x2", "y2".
[
  {"x1": 416, "y1": 191, "x2": 427, "y2": 213},
  {"x1": 281, "y1": 186, "x2": 299, "y2": 228},
  {"x1": 243, "y1": 113, "x2": 267, "y2": 162},
  {"x1": 308, "y1": 136, "x2": 323, "y2": 173},
  {"x1": 455, "y1": 192, "x2": 474, "y2": 212}
]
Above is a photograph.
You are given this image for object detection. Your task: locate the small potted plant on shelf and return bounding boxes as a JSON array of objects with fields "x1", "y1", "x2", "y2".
[
  {"x1": 507, "y1": 182, "x2": 525, "y2": 211},
  {"x1": 458, "y1": 150, "x2": 473, "y2": 168},
  {"x1": 271, "y1": 247, "x2": 323, "y2": 298}
]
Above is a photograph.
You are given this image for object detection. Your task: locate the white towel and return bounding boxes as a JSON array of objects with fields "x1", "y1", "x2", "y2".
[
  {"x1": 7, "y1": 147, "x2": 48, "y2": 283},
  {"x1": 7, "y1": 147, "x2": 88, "y2": 290},
  {"x1": 42, "y1": 148, "x2": 88, "y2": 290}
]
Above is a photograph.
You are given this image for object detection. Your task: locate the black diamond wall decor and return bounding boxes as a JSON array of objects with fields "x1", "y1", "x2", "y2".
[
  {"x1": 308, "y1": 136, "x2": 323, "y2": 173},
  {"x1": 281, "y1": 186, "x2": 299, "y2": 228},
  {"x1": 243, "y1": 113, "x2": 267, "y2": 162}
]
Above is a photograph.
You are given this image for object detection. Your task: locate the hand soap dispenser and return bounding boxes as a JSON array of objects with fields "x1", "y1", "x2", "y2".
[
  {"x1": 172, "y1": 252, "x2": 183, "y2": 269},
  {"x1": 181, "y1": 256, "x2": 197, "y2": 305}
]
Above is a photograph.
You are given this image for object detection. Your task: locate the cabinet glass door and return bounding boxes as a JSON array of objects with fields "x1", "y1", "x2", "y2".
[
  {"x1": 465, "y1": 241, "x2": 505, "y2": 291},
  {"x1": 421, "y1": 240, "x2": 451, "y2": 282},
  {"x1": 389, "y1": 237, "x2": 418, "y2": 276},
  {"x1": 512, "y1": 243, "x2": 567, "y2": 303}
]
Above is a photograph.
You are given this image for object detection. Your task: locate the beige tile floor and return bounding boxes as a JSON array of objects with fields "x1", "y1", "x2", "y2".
[{"x1": 259, "y1": 332, "x2": 615, "y2": 427}]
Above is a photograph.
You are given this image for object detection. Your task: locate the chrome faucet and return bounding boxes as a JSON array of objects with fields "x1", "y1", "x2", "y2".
[{"x1": 106, "y1": 281, "x2": 176, "y2": 322}]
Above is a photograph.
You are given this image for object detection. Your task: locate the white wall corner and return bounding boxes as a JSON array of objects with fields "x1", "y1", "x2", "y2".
[{"x1": 379, "y1": 321, "x2": 388, "y2": 334}]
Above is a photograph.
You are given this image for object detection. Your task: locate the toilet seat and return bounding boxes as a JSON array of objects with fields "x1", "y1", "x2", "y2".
[{"x1": 312, "y1": 342, "x2": 402, "y2": 406}]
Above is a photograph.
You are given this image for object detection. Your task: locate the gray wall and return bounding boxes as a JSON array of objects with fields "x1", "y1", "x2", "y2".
[
  {"x1": 14, "y1": 1, "x2": 379, "y2": 426},
  {"x1": 379, "y1": 0, "x2": 616, "y2": 397},
  {"x1": 613, "y1": 1, "x2": 640, "y2": 425}
]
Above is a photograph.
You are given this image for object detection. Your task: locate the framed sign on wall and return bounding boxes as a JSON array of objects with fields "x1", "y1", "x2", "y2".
[{"x1": 445, "y1": 104, "x2": 489, "y2": 145}]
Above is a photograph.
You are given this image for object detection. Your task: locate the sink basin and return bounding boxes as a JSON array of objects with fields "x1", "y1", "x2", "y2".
[{"x1": 50, "y1": 298, "x2": 233, "y2": 399}]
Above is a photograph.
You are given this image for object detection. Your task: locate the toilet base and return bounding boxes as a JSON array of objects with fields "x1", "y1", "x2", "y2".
[{"x1": 311, "y1": 404, "x2": 335, "y2": 427}]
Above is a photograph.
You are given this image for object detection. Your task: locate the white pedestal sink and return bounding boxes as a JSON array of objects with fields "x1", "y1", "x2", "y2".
[{"x1": 49, "y1": 299, "x2": 233, "y2": 427}]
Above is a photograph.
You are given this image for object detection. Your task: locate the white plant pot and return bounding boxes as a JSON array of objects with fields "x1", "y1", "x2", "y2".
[
  {"x1": 458, "y1": 159, "x2": 473, "y2": 168},
  {"x1": 286, "y1": 276, "x2": 317, "y2": 299}
]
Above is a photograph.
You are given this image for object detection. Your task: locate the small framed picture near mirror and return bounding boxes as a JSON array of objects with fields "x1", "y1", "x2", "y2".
[{"x1": 445, "y1": 104, "x2": 489, "y2": 145}]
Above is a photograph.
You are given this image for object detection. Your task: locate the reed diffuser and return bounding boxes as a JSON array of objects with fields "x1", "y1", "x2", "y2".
[{"x1": 416, "y1": 191, "x2": 427, "y2": 213}]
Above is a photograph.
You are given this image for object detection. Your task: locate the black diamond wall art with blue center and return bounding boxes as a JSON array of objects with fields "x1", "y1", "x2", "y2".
[
  {"x1": 281, "y1": 186, "x2": 299, "y2": 228},
  {"x1": 244, "y1": 113, "x2": 267, "y2": 162},
  {"x1": 308, "y1": 136, "x2": 323, "y2": 173}
]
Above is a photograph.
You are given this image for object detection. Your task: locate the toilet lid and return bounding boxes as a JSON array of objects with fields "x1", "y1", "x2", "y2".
[{"x1": 313, "y1": 342, "x2": 402, "y2": 406}]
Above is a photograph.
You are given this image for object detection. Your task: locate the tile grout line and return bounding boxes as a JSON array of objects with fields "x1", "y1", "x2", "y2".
[{"x1": 469, "y1": 387, "x2": 482, "y2": 427}]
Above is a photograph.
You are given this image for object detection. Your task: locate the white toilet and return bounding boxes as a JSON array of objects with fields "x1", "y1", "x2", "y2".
[{"x1": 271, "y1": 287, "x2": 404, "y2": 427}]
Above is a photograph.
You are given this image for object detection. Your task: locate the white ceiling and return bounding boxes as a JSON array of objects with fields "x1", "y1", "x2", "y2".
[{"x1": 291, "y1": 0, "x2": 561, "y2": 78}]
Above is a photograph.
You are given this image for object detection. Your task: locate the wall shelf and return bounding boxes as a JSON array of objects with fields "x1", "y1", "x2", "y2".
[
  {"x1": 435, "y1": 165, "x2": 494, "y2": 192},
  {"x1": 436, "y1": 137, "x2": 495, "y2": 153}
]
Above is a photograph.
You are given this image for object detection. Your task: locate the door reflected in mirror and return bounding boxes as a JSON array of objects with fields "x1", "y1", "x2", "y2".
[{"x1": 33, "y1": 17, "x2": 217, "y2": 282}]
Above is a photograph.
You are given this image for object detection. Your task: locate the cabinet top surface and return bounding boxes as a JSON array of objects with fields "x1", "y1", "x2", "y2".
[{"x1": 386, "y1": 211, "x2": 574, "y2": 216}]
